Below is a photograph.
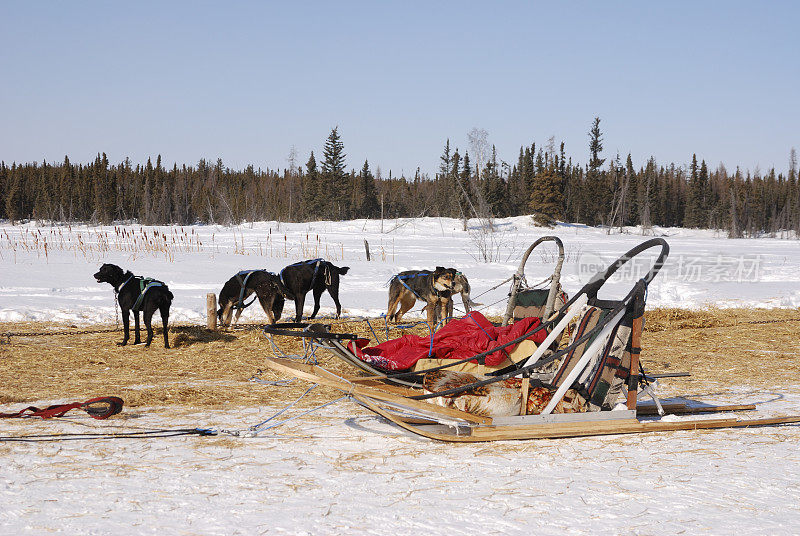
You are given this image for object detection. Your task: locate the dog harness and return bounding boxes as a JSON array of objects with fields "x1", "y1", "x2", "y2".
[
  {"x1": 280, "y1": 258, "x2": 325, "y2": 289},
  {"x1": 0, "y1": 397, "x2": 124, "y2": 420},
  {"x1": 131, "y1": 277, "x2": 166, "y2": 312},
  {"x1": 116, "y1": 275, "x2": 134, "y2": 294},
  {"x1": 393, "y1": 272, "x2": 452, "y2": 301},
  {"x1": 233, "y1": 269, "x2": 276, "y2": 310},
  {"x1": 393, "y1": 272, "x2": 427, "y2": 300}
]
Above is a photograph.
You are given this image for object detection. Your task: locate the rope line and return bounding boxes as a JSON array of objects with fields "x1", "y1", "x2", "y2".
[{"x1": 0, "y1": 428, "x2": 215, "y2": 442}]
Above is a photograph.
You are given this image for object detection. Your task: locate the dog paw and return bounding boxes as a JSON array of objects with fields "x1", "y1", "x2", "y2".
[{"x1": 117, "y1": 341, "x2": 127, "y2": 347}]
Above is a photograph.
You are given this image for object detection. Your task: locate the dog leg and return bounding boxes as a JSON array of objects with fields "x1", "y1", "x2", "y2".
[
  {"x1": 395, "y1": 293, "x2": 416, "y2": 323},
  {"x1": 133, "y1": 311, "x2": 142, "y2": 345},
  {"x1": 233, "y1": 307, "x2": 244, "y2": 327},
  {"x1": 220, "y1": 302, "x2": 233, "y2": 328},
  {"x1": 294, "y1": 294, "x2": 306, "y2": 323},
  {"x1": 272, "y1": 295, "x2": 284, "y2": 323},
  {"x1": 143, "y1": 309, "x2": 154, "y2": 347},
  {"x1": 387, "y1": 294, "x2": 401, "y2": 322},
  {"x1": 258, "y1": 294, "x2": 276, "y2": 325},
  {"x1": 425, "y1": 299, "x2": 438, "y2": 328},
  {"x1": 118, "y1": 309, "x2": 130, "y2": 346},
  {"x1": 161, "y1": 306, "x2": 170, "y2": 349},
  {"x1": 329, "y1": 283, "x2": 342, "y2": 319},
  {"x1": 310, "y1": 287, "x2": 324, "y2": 319},
  {"x1": 441, "y1": 298, "x2": 452, "y2": 325}
]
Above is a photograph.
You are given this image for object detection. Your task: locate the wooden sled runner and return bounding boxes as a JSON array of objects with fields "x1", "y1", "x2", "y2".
[
  {"x1": 262, "y1": 356, "x2": 800, "y2": 442},
  {"x1": 263, "y1": 239, "x2": 800, "y2": 442}
]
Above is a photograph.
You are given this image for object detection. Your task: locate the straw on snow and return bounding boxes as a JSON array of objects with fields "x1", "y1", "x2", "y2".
[{"x1": 2, "y1": 308, "x2": 799, "y2": 412}]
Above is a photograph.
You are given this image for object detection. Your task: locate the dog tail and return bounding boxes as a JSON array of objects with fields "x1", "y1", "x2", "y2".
[
  {"x1": 335, "y1": 266, "x2": 350, "y2": 276},
  {"x1": 160, "y1": 289, "x2": 174, "y2": 308}
]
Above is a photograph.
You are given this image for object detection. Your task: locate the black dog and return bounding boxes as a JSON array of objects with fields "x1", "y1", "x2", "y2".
[
  {"x1": 217, "y1": 270, "x2": 292, "y2": 327},
  {"x1": 279, "y1": 259, "x2": 349, "y2": 322},
  {"x1": 387, "y1": 267, "x2": 456, "y2": 325},
  {"x1": 94, "y1": 263, "x2": 173, "y2": 348}
]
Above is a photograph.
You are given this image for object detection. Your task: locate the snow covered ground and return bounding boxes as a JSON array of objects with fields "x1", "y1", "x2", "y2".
[
  {"x1": 2, "y1": 216, "x2": 800, "y2": 535},
  {"x1": 2, "y1": 216, "x2": 800, "y2": 325}
]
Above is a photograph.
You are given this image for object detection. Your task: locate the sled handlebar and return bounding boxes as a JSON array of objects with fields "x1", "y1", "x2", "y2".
[{"x1": 583, "y1": 237, "x2": 669, "y2": 303}]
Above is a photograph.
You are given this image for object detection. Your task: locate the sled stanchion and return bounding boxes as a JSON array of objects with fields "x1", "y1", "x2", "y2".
[
  {"x1": 502, "y1": 236, "x2": 565, "y2": 326},
  {"x1": 207, "y1": 293, "x2": 217, "y2": 331},
  {"x1": 628, "y1": 314, "x2": 644, "y2": 410}
]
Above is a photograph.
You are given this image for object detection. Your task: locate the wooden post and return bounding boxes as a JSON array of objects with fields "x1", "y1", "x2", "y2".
[
  {"x1": 364, "y1": 239, "x2": 371, "y2": 261},
  {"x1": 519, "y1": 377, "x2": 530, "y2": 416},
  {"x1": 207, "y1": 293, "x2": 217, "y2": 330}
]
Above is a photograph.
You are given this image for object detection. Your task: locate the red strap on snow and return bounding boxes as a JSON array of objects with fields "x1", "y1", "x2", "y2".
[{"x1": 0, "y1": 397, "x2": 124, "y2": 420}]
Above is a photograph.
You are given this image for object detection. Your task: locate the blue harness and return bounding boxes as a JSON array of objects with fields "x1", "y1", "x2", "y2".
[
  {"x1": 392, "y1": 272, "x2": 429, "y2": 301},
  {"x1": 119, "y1": 276, "x2": 165, "y2": 312},
  {"x1": 280, "y1": 258, "x2": 325, "y2": 289},
  {"x1": 234, "y1": 269, "x2": 275, "y2": 309}
]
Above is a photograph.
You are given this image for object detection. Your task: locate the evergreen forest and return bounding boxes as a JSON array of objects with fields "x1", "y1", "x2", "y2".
[{"x1": 2, "y1": 120, "x2": 798, "y2": 238}]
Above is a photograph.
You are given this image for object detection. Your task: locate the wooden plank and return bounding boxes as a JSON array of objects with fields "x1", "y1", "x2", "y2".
[
  {"x1": 262, "y1": 358, "x2": 492, "y2": 424},
  {"x1": 468, "y1": 415, "x2": 800, "y2": 441},
  {"x1": 519, "y1": 377, "x2": 530, "y2": 416}
]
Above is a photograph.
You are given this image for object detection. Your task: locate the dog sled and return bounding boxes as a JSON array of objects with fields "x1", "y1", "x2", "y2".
[
  {"x1": 264, "y1": 236, "x2": 570, "y2": 388},
  {"x1": 262, "y1": 238, "x2": 800, "y2": 442}
]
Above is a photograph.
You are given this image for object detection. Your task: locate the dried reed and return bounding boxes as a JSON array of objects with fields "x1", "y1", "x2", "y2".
[{"x1": 2, "y1": 308, "x2": 799, "y2": 414}]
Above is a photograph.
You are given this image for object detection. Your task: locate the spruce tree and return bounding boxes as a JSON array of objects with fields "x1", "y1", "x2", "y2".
[
  {"x1": 5, "y1": 166, "x2": 21, "y2": 223},
  {"x1": 684, "y1": 154, "x2": 701, "y2": 227},
  {"x1": 321, "y1": 127, "x2": 347, "y2": 220},
  {"x1": 301, "y1": 151, "x2": 319, "y2": 220},
  {"x1": 358, "y1": 159, "x2": 379, "y2": 218},
  {"x1": 482, "y1": 145, "x2": 505, "y2": 216},
  {"x1": 586, "y1": 117, "x2": 607, "y2": 225}
]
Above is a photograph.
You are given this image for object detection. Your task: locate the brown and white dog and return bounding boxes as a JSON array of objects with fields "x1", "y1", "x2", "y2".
[
  {"x1": 387, "y1": 267, "x2": 456, "y2": 325},
  {"x1": 444, "y1": 271, "x2": 480, "y2": 319}
]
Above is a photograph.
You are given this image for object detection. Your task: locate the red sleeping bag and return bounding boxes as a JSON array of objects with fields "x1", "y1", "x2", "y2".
[{"x1": 348, "y1": 311, "x2": 547, "y2": 371}]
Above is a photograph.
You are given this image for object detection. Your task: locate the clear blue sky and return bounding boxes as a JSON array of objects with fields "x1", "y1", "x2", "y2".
[{"x1": 2, "y1": 1, "x2": 798, "y2": 177}]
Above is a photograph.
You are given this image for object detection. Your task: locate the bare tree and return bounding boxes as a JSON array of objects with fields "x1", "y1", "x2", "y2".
[
  {"x1": 466, "y1": 127, "x2": 494, "y2": 229},
  {"x1": 467, "y1": 128, "x2": 489, "y2": 178},
  {"x1": 287, "y1": 145, "x2": 299, "y2": 176},
  {"x1": 545, "y1": 135, "x2": 556, "y2": 158}
]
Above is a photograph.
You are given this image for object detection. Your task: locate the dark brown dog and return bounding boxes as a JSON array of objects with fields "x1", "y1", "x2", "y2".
[
  {"x1": 387, "y1": 267, "x2": 456, "y2": 325},
  {"x1": 217, "y1": 270, "x2": 292, "y2": 327},
  {"x1": 279, "y1": 259, "x2": 349, "y2": 322},
  {"x1": 94, "y1": 263, "x2": 173, "y2": 348}
]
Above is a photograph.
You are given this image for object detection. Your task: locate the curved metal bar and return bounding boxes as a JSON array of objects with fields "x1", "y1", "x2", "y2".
[
  {"x1": 582, "y1": 238, "x2": 669, "y2": 303},
  {"x1": 502, "y1": 236, "x2": 565, "y2": 326}
]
